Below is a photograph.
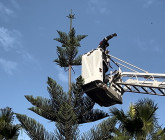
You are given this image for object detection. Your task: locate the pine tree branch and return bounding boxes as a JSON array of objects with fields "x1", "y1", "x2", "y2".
[
  {"x1": 55, "y1": 103, "x2": 79, "y2": 140},
  {"x1": 25, "y1": 95, "x2": 58, "y2": 121},
  {"x1": 72, "y1": 55, "x2": 82, "y2": 65},
  {"x1": 28, "y1": 107, "x2": 57, "y2": 122},
  {"x1": 54, "y1": 31, "x2": 68, "y2": 47},
  {"x1": 16, "y1": 114, "x2": 57, "y2": 140},
  {"x1": 81, "y1": 117, "x2": 117, "y2": 140},
  {"x1": 76, "y1": 35, "x2": 88, "y2": 42},
  {"x1": 47, "y1": 77, "x2": 67, "y2": 108},
  {"x1": 25, "y1": 95, "x2": 54, "y2": 111},
  {"x1": 79, "y1": 109, "x2": 109, "y2": 124},
  {"x1": 71, "y1": 76, "x2": 109, "y2": 124}
]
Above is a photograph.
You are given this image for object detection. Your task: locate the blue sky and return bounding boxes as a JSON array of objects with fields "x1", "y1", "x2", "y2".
[{"x1": 0, "y1": 0, "x2": 165, "y2": 139}]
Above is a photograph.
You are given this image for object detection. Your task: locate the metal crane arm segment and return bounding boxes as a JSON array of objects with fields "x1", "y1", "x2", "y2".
[
  {"x1": 108, "y1": 55, "x2": 165, "y2": 96},
  {"x1": 121, "y1": 72, "x2": 165, "y2": 79}
]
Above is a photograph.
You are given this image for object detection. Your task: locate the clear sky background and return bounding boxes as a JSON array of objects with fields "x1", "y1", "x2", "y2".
[{"x1": 0, "y1": 0, "x2": 165, "y2": 139}]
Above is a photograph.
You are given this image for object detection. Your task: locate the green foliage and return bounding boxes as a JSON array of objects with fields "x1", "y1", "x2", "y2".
[
  {"x1": 16, "y1": 13, "x2": 109, "y2": 140},
  {"x1": 81, "y1": 117, "x2": 117, "y2": 140},
  {"x1": 134, "y1": 98, "x2": 158, "y2": 137},
  {"x1": 72, "y1": 76, "x2": 109, "y2": 124},
  {"x1": 110, "y1": 98, "x2": 159, "y2": 139},
  {"x1": 54, "y1": 28, "x2": 87, "y2": 68},
  {"x1": 54, "y1": 28, "x2": 87, "y2": 48},
  {"x1": 16, "y1": 114, "x2": 56, "y2": 140},
  {"x1": 23, "y1": 77, "x2": 67, "y2": 122},
  {"x1": 55, "y1": 103, "x2": 79, "y2": 140},
  {"x1": 26, "y1": 97, "x2": 57, "y2": 122},
  {"x1": 0, "y1": 107, "x2": 21, "y2": 140},
  {"x1": 47, "y1": 77, "x2": 67, "y2": 107},
  {"x1": 17, "y1": 76, "x2": 108, "y2": 139},
  {"x1": 151, "y1": 127, "x2": 165, "y2": 140},
  {"x1": 83, "y1": 98, "x2": 165, "y2": 140},
  {"x1": 24, "y1": 76, "x2": 108, "y2": 124}
]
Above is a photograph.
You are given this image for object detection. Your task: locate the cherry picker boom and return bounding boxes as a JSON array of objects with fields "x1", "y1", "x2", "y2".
[{"x1": 81, "y1": 48, "x2": 165, "y2": 107}]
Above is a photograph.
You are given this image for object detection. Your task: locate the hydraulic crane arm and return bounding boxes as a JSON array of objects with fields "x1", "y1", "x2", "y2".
[
  {"x1": 113, "y1": 72, "x2": 165, "y2": 96},
  {"x1": 109, "y1": 56, "x2": 165, "y2": 96}
]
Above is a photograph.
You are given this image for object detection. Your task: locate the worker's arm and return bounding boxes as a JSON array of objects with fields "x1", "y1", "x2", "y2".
[{"x1": 105, "y1": 33, "x2": 117, "y2": 41}]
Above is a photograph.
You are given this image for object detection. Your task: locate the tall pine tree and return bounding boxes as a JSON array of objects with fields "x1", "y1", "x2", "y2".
[{"x1": 16, "y1": 10, "x2": 108, "y2": 140}]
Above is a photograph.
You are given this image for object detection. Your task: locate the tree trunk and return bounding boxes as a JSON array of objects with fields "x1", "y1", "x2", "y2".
[{"x1": 69, "y1": 65, "x2": 71, "y2": 103}]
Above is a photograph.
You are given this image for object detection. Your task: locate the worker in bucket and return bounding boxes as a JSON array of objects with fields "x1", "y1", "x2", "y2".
[
  {"x1": 98, "y1": 33, "x2": 117, "y2": 52},
  {"x1": 105, "y1": 50, "x2": 112, "y2": 68},
  {"x1": 104, "y1": 50, "x2": 112, "y2": 84},
  {"x1": 98, "y1": 33, "x2": 117, "y2": 83}
]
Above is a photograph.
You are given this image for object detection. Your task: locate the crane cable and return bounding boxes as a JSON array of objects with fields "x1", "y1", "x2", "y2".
[{"x1": 110, "y1": 55, "x2": 148, "y2": 73}]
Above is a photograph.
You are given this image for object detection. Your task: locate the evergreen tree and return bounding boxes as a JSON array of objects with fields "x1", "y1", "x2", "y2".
[
  {"x1": 54, "y1": 9, "x2": 87, "y2": 102},
  {"x1": 16, "y1": 10, "x2": 108, "y2": 140}
]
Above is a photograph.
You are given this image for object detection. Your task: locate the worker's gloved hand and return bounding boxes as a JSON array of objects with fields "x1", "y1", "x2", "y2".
[{"x1": 112, "y1": 33, "x2": 117, "y2": 37}]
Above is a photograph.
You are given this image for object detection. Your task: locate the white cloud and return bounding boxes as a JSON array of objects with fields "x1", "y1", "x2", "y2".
[
  {"x1": 16, "y1": 50, "x2": 36, "y2": 63},
  {"x1": 143, "y1": 0, "x2": 155, "y2": 8},
  {"x1": 0, "y1": 26, "x2": 38, "y2": 71},
  {"x1": 0, "y1": 58, "x2": 17, "y2": 75},
  {"x1": 0, "y1": 2, "x2": 15, "y2": 20},
  {"x1": 0, "y1": 27, "x2": 36, "y2": 62},
  {"x1": 0, "y1": 27, "x2": 22, "y2": 51},
  {"x1": 87, "y1": 0, "x2": 109, "y2": 14}
]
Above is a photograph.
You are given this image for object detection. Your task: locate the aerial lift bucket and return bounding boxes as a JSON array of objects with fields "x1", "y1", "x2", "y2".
[{"x1": 82, "y1": 48, "x2": 123, "y2": 107}]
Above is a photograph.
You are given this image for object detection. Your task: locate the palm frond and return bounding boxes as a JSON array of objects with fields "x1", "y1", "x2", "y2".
[
  {"x1": 0, "y1": 121, "x2": 20, "y2": 139},
  {"x1": 0, "y1": 107, "x2": 14, "y2": 124},
  {"x1": 134, "y1": 98, "x2": 159, "y2": 135},
  {"x1": 135, "y1": 98, "x2": 158, "y2": 122},
  {"x1": 0, "y1": 107, "x2": 21, "y2": 140},
  {"x1": 110, "y1": 107, "x2": 126, "y2": 123},
  {"x1": 151, "y1": 127, "x2": 165, "y2": 139},
  {"x1": 112, "y1": 128, "x2": 132, "y2": 140}
]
